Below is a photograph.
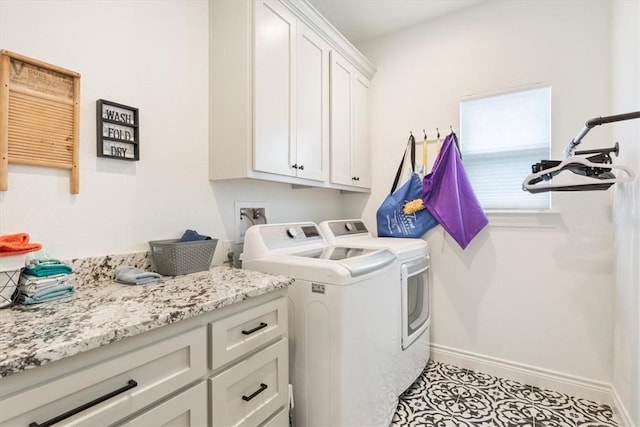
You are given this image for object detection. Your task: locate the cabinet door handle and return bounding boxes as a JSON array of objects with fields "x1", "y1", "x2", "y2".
[
  {"x1": 298, "y1": 165, "x2": 304, "y2": 170},
  {"x1": 242, "y1": 383, "x2": 268, "y2": 401},
  {"x1": 241, "y1": 322, "x2": 268, "y2": 335},
  {"x1": 292, "y1": 164, "x2": 298, "y2": 169},
  {"x1": 28, "y1": 380, "x2": 138, "y2": 427}
]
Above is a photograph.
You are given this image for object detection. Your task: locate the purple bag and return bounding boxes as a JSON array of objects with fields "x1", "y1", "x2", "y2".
[{"x1": 422, "y1": 133, "x2": 488, "y2": 249}]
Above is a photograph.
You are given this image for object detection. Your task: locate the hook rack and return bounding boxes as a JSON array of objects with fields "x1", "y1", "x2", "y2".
[{"x1": 408, "y1": 126, "x2": 456, "y2": 142}]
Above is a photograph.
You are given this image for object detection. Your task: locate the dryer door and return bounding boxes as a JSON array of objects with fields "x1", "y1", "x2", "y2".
[{"x1": 401, "y1": 256, "x2": 430, "y2": 350}]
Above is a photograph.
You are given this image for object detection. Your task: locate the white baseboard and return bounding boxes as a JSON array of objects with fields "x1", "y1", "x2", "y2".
[
  {"x1": 611, "y1": 385, "x2": 636, "y2": 427},
  {"x1": 431, "y1": 343, "x2": 613, "y2": 406}
]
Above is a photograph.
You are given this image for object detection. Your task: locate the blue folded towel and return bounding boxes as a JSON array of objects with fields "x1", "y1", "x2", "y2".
[
  {"x1": 115, "y1": 266, "x2": 162, "y2": 285},
  {"x1": 14, "y1": 284, "x2": 75, "y2": 305},
  {"x1": 23, "y1": 251, "x2": 73, "y2": 277},
  {"x1": 23, "y1": 260, "x2": 73, "y2": 277},
  {"x1": 179, "y1": 229, "x2": 211, "y2": 242}
]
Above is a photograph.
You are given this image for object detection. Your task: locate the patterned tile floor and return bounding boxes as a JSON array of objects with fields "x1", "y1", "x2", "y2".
[{"x1": 391, "y1": 360, "x2": 619, "y2": 427}]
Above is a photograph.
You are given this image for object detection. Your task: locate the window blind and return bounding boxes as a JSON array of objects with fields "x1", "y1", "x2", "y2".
[{"x1": 460, "y1": 85, "x2": 551, "y2": 210}]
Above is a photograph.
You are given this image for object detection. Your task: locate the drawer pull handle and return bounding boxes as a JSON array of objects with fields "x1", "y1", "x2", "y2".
[
  {"x1": 242, "y1": 383, "x2": 268, "y2": 402},
  {"x1": 28, "y1": 379, "x2": 138, "y2": 427},
  {"x1": 242, "y1": 322, "x2": 268, "y2": 335}
]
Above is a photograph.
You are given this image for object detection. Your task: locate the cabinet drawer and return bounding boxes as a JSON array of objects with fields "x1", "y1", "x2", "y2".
[
  {"x1": 210, "y1": 338, "x2": 288, "y2": 427},
  {"x1": 210, "y1": 297, "x2": 287, "y2": 370},
  {"x1": 121, "y1": 381, "x2": 207, "y2": 427},
  {"x1": 0, "y1": 327, "x2": 207, "y2": 427},
  {"x1": 261, "y1": 407, "x2": 288, "y2": 427}
]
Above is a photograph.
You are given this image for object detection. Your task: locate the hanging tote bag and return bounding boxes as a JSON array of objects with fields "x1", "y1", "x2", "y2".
[
  {"x1": 422, "y1": 133, "x2": 488, "y2": 249},
  {"x1": 377, "y1": 135, "x2": 439, "y2": 238}
]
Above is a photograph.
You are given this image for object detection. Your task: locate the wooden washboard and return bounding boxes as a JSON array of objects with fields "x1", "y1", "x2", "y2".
[{"x1": 0, "y1": 50, "x2": 81, "y2": 193}]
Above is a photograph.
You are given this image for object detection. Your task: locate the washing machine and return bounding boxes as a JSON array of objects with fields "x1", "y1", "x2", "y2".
[
  {"x1": 319, "y1": 219, "x2": 431, "y2": 395},
  {"x1": 241, "y1": 222, "x2": 400, "y2": 427}
]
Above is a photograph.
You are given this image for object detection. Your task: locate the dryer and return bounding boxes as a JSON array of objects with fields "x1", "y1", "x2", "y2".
[
  {"x1": 319, "y1": 219, "x2": 431, "y2": 395},
  {"x1": 242, "y1": 222, "x2": 400, "y2": 427}
]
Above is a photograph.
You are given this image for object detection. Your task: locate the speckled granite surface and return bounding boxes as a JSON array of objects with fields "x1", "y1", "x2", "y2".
[{"x1": 0, "y1": 253, "x2": 292, "y2": 378}]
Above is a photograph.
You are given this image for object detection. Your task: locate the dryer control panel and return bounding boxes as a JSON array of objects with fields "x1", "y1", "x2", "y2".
[{"x1": 325, "y1": 220, "x2": 369, "y2": 238}]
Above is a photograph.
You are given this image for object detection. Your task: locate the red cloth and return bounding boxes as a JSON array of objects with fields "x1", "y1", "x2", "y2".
[{"x1": 0, "y1": 233, "x2": 42, "y2": 257}]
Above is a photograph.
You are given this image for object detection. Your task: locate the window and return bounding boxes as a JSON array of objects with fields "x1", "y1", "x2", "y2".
[{"x1": 460, "y1": 85, "x2": 551, "y2": 210}]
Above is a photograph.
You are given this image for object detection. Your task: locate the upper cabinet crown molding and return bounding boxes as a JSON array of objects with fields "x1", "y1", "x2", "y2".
[{"x1": 283, "y1": 0, "x2": 377, "y2": 79}]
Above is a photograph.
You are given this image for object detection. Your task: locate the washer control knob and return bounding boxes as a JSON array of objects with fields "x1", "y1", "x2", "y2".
[
  {"x1": 286, "y1": 227, "x2": 298, "y2": 239},
  {"x1": 345, "y1": 222, "x2": 355, "y2": 232}
]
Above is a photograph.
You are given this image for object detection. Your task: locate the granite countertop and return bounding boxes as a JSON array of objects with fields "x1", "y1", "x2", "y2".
[{"x1": 0, "y1": 255, "x2": 293, "y2": 379}]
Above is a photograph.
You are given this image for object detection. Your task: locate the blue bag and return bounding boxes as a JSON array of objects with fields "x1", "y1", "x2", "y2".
[{"x1": 377, "y1": 135, "x2": 439, "y2": 238}]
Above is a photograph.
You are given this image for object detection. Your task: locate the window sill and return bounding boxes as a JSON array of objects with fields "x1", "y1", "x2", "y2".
[
  {"x1": 485, "y1": 209, "x2": 560, "y2": 216},
  {"x1": 485, "y1": 209, "x2": 560, "y2": 229}
]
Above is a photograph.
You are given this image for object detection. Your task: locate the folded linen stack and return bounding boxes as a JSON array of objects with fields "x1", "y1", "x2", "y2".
[{"x1": 14, "y1": 254, "x2": 75, "y2": 305}]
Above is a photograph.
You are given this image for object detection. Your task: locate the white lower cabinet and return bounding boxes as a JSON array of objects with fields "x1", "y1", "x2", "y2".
[
  {"x1": 210, "y1": 295, "x2": 287, "y2": 371},
  {"x1": 0, "y1": 327, "x2": 207, "y2": 427},
  {"x1": 121, "y1": 381, "x2": 207, "y2": 427},
  {"x1": 210, "y1": 339, "x2": 288, "y2": 427},
  {"x1": 0, "y1": 291, "x2": 288, "y2": 427},
  {"x1": 261, "y1": 408, "x2": 288, "y2": 427}
]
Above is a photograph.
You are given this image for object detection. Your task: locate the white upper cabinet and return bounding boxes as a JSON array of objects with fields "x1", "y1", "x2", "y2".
[
  {"x1": 295, "y1": 21, "x2": 330, "y2": 182},
  {"x1": 253, "y1": 1, "x2": 297, "y2": 178},
  {"x1": 210, "y1": 0, "x2": 374, "y2": 192},
  {"x1": 329, "y1": 52, "x2": 353, "y2": 186},
  {"x1": 330, "y1": 50, "x2": 371, "y2": 189},
  {"x1": 352, "y1": 72, "x2": 372, "y2": 188}
]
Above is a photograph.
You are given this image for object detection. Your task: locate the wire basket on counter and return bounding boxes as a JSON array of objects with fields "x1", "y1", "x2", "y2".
[
  {"x1": 0, "y1": 254, "x2": 27, "y2": 308},
  {"x1": 0, "y1": 269, "x2": 20, "y2": 308},
  {"x1": 149, "y1": 239, "x2": 217, "y2": 276}
]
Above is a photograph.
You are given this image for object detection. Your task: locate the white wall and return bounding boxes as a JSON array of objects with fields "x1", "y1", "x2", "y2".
[
  {"x1": 354, "y1": 0, "x2": 616, "y2": 397},
  {"x1": 611, "y1": 1, "x2": 640, "y2": 424},
  {"x1": 0, "y1": 0, "x2": 344, "y2": 260}
]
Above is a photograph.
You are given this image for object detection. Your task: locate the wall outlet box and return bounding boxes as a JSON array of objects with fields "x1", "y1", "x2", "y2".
[{"x1": 234, "y1": 201, "x2": 268, "y2": 243}]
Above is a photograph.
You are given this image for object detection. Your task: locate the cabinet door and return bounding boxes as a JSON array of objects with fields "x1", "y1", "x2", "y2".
[
  {"x1": 254, "y1": 0, "x2": 296, "y2": 177},
  {"x1": 295, "y1": 22, "x2": 329, "y2": 182},
  {"x1": 352, "y1": 72, "x2": 371, "y2": 188},
  {"x1": 329, "y1": 51, "x2": 354, "y2": 186},
  {"x1": 121, "y1": 382, "x2": 207, "y2": 427}
]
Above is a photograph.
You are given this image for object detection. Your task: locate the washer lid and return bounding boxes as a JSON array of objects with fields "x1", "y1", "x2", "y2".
[
  {"x1": 293, "y1": 246, "x2": 375, "y2": 261},
  {"x1": 292, "y1": 247, "x2": 396, "y2": 277}
]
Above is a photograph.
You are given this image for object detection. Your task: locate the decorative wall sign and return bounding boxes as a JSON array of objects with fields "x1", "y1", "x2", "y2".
[
  {"x1": 0, "y1": 50, "x2": 81, "y2": 193},
  {"x1": 96, "y1": 99, "x2": 139, "y2": 160}
]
